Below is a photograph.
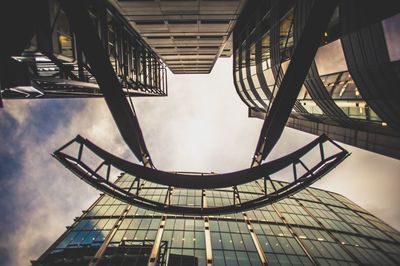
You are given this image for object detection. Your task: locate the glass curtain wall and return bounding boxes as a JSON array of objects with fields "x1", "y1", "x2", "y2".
[{"x1": 36, "y1": 173, "x2": 400, "y2": 266}]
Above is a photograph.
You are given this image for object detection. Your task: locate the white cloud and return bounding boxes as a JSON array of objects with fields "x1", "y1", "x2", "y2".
[
  {"x1": 0, "y1": 99, "x2": 129, "y2": 265},
  {"x1": 3, "y1": 100, "x2": 40, "y2": 126}
]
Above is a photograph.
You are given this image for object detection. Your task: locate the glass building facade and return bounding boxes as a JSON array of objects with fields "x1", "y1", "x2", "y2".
[
  {"x1": 33, "y1": 174, "x2": 400, "y2": 266},
  {"x1": 232, "y1": 0, "x2": 400, "y2": 159}
]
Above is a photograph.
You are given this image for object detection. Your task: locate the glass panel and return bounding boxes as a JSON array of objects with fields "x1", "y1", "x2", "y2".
[
  {"x1": 261, "y1": 32, "x2": 271, "y2": 68},
  {"x1": 315, "y1": 40, "x2": 348, "y2": 75},
  {"x1": 299, "y1": 100, "x2": 324, "y2": 115},
  {"x1": 382, "y1": 13, "x2": 400, "y2": 62},
  {"x1": 279, "y1": 9, "x2": 294, "y2": 60},
  {"x1": 54, "y1": 11, "x2": 74, "y2": 59}
]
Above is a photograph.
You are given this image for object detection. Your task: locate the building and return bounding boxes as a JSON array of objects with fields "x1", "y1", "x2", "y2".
[
  {"x1": 0, "y1": 0, "x2": 168, "y2": 101},
  {"x1": 33, "y1": 174, "x2": 400, "y2": 265},
  {"x1": 113, "y1": 0, "x2": 246, "y2": 74},
  {"x1": 232, "y1": 0, "x2": 400, "y2": 159}
]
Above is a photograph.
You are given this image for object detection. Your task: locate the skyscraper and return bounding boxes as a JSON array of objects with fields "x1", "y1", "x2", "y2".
[
  {"x1": 232, "y1": 0, "x2": 400, "y2": 159},
  {"x1": 32, "y1": 131, "x2": 399, "y2": 265},
  {"x1": 33, "y1": 174, "x2": 400, "y2": 265}
]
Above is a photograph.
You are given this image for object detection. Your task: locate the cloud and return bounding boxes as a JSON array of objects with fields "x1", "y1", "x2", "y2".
[
  {"x1": 134, "y1": 59, "x2": 263, "y2": 172},
  {"x1": 2, "y1": 100, "x2": 41, "y2": 126},
  {"x1": 0, "y1": 98, "x2": 129, "y2": 265}
]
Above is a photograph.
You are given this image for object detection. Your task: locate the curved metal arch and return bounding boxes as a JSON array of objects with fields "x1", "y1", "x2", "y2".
[
  {"x1": 55, "y1": 134, "x2": 346, "y2": 189},
  {"x1": 53, "y1": 134, "x2": 349, "y2": 215}
]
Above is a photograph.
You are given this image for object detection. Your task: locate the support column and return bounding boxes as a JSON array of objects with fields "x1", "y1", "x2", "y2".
[
  {"x1": 242, "y1": 212, "x2": 269, "y2": 265},
  {"x1": 202, "y1": 190, "x2": 213, "y2": 266},
  {"x1": 89, "y1": 204, "x2": 132, "y2": 266},
  {"x1": 148, "y1": 215, "x2": 167, "y2": 266}
]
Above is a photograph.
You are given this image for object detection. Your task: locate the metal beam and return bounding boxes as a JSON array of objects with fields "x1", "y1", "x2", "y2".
[
  {"x1": 61, "y1": 0, "x2": 152, "y2": 164},
  {"x1": 253, "y1": 0, "x2": 338, "y2": 161}
]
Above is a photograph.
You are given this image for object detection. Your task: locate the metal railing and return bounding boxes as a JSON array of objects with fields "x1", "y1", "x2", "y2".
[
  {"x1": 53, "y1": 134, "x2": 349, "y2": 215},
  {"x1": 1, "y1": 0, "x2": 167, "y2": 100}
]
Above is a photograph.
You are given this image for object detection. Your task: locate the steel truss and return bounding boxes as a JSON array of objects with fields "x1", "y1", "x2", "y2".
[
  {"x1": 53, "y1": 134, "x2": 349, "y2": 215},
  {"x1": 1, "y1": 0, "x2": 167, "y2": 100}
]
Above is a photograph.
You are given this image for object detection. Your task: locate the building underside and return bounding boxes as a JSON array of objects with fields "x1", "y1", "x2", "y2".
[
  {"x1": 0, "y1": 0, "x2": 167, "y2": 102},
  {"x1": 113, "y1": 0, "x2": 246, "y2": 74}
]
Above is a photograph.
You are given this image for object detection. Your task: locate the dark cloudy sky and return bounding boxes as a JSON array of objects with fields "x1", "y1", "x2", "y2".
[{"x1": 0, "y1": 58, "x2": 399, "y2": 266}]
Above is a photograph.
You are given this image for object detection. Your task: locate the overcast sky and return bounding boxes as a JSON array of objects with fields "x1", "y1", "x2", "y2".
[{"x1": 0, "y1": 58, "x2": 399, "y2": 266}]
